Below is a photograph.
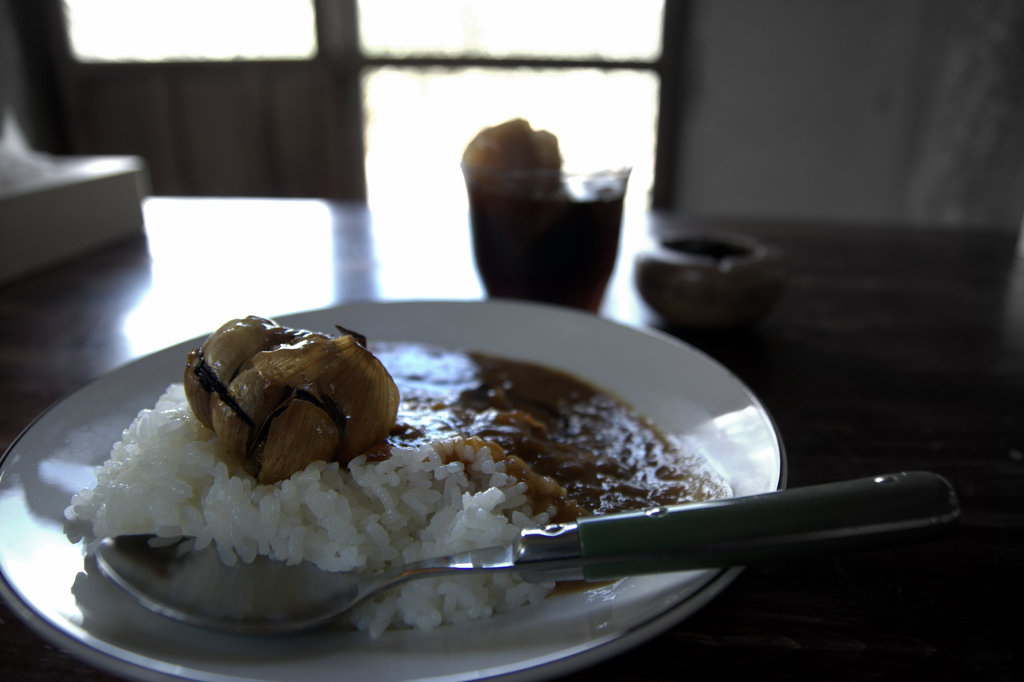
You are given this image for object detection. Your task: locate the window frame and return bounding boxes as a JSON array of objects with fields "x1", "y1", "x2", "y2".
[{"x1": 37, "y1": 0, "x2": 686, "y2": 207}]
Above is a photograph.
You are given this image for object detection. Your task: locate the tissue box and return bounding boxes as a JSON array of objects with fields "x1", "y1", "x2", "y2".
[{"x1": 0, "y1": 155, "x2": 149, "y2": 284}]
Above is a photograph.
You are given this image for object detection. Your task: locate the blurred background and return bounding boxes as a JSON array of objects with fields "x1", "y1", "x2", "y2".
[{"x1": 3, "y1": 0, "x2": 1024, "y2": 230}]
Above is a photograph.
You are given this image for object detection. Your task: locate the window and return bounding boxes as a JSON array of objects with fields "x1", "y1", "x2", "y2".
[
  {"x1": 363, "y1": 67, "x2": 658, "y2": 214},
  {"x1": 357, "y1": 0, "x2": 663, "y2": 60},
  {"x1": 55, "y1": 1, "x2": 670, "y2": 210},
  {"x1": 62, "y1": 0, "x2": 317, "y2": 62},
  {"x1": 357, "y1": 0, "x2": 663, "y2": 213}
]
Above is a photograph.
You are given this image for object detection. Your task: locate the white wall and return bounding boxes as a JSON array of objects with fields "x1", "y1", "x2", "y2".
[{"x1": 677, "y1": 0, "x2": 1024, "y2": 229}]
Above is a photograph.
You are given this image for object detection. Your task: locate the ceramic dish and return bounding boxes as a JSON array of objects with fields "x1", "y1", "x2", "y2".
[
  {"x1": 0, "y1": 300, "x2": 784, "y2": 681},
  {"x1": 635, "y1": 230, "x2": 787, "y2": 329}
]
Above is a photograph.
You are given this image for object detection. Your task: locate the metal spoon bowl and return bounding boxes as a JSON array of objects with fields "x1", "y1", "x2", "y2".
[
  {"x1": 94, "y1": 535, "x2": 524, "y2": 634},
  {"x1": 94, "y1": 471, "x2": 960, "y2": 635}
]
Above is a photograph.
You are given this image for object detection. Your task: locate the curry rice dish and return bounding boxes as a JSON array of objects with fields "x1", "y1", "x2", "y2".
[{"x1": 65, "y1": 316, "x2": 730, "y2": 636}]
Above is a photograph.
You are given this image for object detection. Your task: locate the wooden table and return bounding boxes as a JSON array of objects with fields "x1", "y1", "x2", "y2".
[{"x1": 2, "y1": 198, "x2": 1021, "y2": 681}]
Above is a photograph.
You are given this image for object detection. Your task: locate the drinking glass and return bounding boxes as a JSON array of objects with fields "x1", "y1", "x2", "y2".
[{"x1": 462, "y1": 165, "x2": 631, "y2": 312}]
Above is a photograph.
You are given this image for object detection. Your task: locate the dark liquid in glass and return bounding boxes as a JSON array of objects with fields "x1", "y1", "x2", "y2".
[{"x1": 467, "y1": 188, "x2": 624, "y2": 312}]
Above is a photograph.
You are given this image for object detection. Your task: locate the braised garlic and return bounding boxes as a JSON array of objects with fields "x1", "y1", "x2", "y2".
[{"x1": 184, "y1": 316, "x2": 399, "y2": 484}]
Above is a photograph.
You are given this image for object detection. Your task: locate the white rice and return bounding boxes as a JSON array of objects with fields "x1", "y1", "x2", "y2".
[{"x1": 64, "y1": 383, "x2": 556, "y2": 636}]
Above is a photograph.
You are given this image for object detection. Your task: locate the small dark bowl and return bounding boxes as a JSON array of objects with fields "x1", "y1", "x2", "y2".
[{"x1": 635, "y1": 231, "x2": 786, "y2": 329}]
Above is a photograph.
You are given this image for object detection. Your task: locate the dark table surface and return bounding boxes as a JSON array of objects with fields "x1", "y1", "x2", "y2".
[{"x1": 2, "y1": 197, "x2": 1021, "y2": 681}]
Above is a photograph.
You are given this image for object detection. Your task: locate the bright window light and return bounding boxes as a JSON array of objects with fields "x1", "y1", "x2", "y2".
[
  {"x1": 62, "y1": 0, "x2": 317, "y2": 62},
  {"x1": 357, "y1": 0, "x2": 664, "y2": 60},
  {"x1": 362, "y1": 67, "x2": 659, "y2": 215}
]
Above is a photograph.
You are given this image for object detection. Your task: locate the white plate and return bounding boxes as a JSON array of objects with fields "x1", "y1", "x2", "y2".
[{"x1": 0, "y1": 300, "x2": 784, "y2": 682}]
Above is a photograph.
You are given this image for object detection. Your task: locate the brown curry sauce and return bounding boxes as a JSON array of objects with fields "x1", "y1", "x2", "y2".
[{"x1": 374, "y1": 342, "x2": 729, "y2": 517}]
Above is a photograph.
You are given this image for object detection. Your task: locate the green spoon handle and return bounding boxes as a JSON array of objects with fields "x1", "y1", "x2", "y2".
[{"x1": 576, "y1": 471, "x2": 959, "y2": 581}]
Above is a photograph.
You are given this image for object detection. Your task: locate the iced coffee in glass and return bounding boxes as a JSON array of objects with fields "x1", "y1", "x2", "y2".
[{"x1": 462, "y1": 119, "x2": 630, "y2": 312}]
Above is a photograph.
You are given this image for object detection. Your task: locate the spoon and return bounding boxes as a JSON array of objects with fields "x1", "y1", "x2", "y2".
[{"x1": 94, "y1": 470, "x2": 959, "y2": 634}]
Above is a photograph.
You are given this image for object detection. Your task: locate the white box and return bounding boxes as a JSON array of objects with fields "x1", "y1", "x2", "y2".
[{"x1": 0, "y1": 155, "x2": 149, "y2": 284}]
